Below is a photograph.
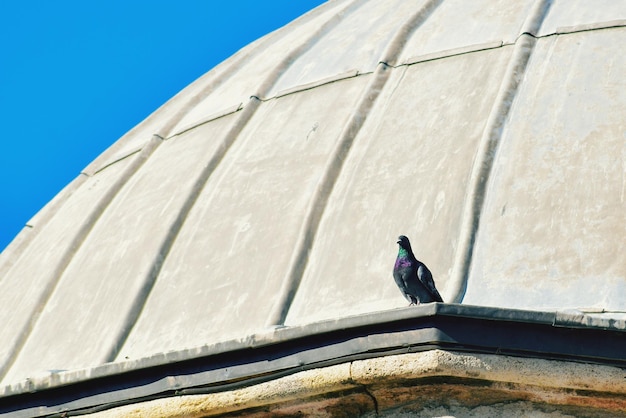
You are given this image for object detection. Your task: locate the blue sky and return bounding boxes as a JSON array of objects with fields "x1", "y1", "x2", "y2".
[{"x1": 0, "y1": 1, "x2": 326, "y2": 253}]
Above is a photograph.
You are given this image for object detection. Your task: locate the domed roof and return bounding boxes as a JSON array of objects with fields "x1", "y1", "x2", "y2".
[{"x1": 0, "y1": 0, "x2": 624, "y2": 393}]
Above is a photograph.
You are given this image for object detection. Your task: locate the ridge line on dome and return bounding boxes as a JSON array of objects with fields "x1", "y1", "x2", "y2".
[
  {"x1": 555, "y1": 19, "x2": 626, "y2": 35},
  {"x1": 272, "y1": 69, "x2": 360, "y2": 99},
  {"x1": 513, "y1": 15, "x2": 626, "y2": 41},
  {"x1": 168, "y1": 68, "x2": 373, "y2": 138},
  {"x1": 167, "y1": 102, "x2": 244, "y2": 138},
  {"x1": 89, "y1": 147, "x2": 144, "y2": 176},
  {"x1": 402, "y1": 40, "x2": 504, "y2": 66},
  {"x1": 267, "y1": 0, "x2": 445, "y2": 327},
  {"x1": 448, "y1": 0, "x2": 553, "y2": 303},
  {"x1": 101, "y1": 0, "x2": 362, "y2": 363}
]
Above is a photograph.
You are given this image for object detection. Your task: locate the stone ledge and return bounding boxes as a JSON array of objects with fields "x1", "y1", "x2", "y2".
[{"x1": 87, "y1": 350, "x2": 626, "y2": 417}]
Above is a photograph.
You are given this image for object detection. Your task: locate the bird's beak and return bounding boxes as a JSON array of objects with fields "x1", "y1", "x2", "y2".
[{"x1": 396, "y1": 240, "x2": 401, "y2": 244}]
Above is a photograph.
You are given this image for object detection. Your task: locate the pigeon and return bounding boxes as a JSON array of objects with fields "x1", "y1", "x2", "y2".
[{"x1": 393, "y1": 235, "x2": 443, "y2": 305}]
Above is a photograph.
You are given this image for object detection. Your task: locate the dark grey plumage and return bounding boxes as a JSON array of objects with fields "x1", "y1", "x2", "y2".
[{"x1": 393, "y1": 235, "x2": 443, "y2": 305}]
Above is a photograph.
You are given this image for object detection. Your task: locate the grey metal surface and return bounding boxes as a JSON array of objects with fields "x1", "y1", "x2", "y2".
[
  {"x1": 463, "y1": 27, "x2": 626, "y2": 311},
  {"x1": 286, "y1": 46, "x2": 514, "y2": 324},
  {"x1": 119, "y1": 76, "x2": 368, "y2": 360},
  {"x1": 0, "y1": 0, "x2": 624, "y2": 392}
]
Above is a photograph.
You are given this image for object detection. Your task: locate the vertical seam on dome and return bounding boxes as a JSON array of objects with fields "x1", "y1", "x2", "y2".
[
  {"x1": 160, "y1": 0, "x2": 363, "y2": 139},
  {"x1": 448, "y1": 0, "x2": 553, "y2": 304},
  {"x1": 267, "y1": 0, "x2": 444, "y2": 327},
  {"x1": 0, "y1": 135, "x2": 163, "y2": 382},
  {"x1": 102, "y1": 0, "x2": 364, "y2": 363},
  {"x1": 100, "y1": 97, "x2": 263, "y2": 363},
  {"x1": 250, "y1": 0, "x2": 367, "y2": 101}
]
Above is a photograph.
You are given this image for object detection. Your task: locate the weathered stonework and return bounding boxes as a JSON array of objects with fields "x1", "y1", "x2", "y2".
[{"x1": 87, "y1": 351, "x2": 626, "y2": 417}]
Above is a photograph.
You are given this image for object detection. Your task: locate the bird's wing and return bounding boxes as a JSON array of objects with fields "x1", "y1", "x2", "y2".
[{"x1": 417, "y1": 264, "x2": 443, "y2": 302}]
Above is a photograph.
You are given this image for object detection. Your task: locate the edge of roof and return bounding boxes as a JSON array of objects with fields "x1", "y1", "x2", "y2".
[{"x1": 1, "y1": 303, "x2": 625, "y2": 417}]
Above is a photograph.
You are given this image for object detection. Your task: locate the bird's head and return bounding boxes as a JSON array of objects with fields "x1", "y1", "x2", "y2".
[{"x1": 397, "y1": 235, "x2": 411, "y2": 249}]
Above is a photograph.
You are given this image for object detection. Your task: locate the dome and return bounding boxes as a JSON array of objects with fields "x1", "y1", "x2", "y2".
[{"x1": 1, "y1": 0, "x2": 625, "y2": 415}]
